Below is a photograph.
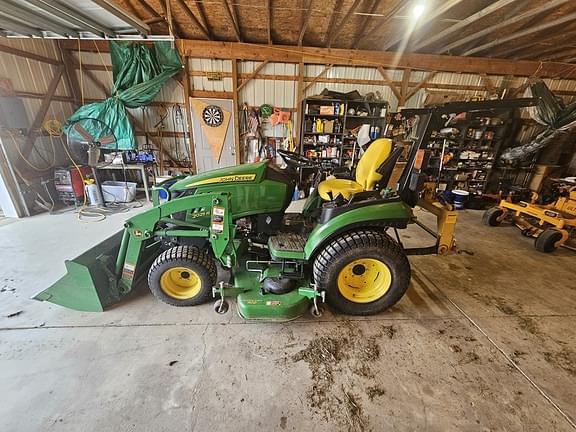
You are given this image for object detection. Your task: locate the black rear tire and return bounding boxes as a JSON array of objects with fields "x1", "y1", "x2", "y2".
[
  {"x1": 483, "y1": 207, "x2": 504, "y2": 226},
  {"x1": 148, "y1": 246, "x2": 217, "y2": 306},
  {"x1": 534, "y1": 228, "x2": 563, "y2": 253},
  {"x1": 313, "y1": 230, "x2": 411, "y2": 315}
]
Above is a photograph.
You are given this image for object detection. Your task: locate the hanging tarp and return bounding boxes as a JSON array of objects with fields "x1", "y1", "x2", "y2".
[
  {"x1": 500, "y1": 81, "x2": 576, "y2": 163},
  {"x1": 64, "y1": 41, "x2": 182, "y2": 150}
]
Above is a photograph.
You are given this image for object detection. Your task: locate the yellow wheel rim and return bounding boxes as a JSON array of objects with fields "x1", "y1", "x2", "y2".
[
  {"x1": 337, "y1": 258, "x2": 392, "y2": 303},
  {"x1": 160, "y1": 266, "x2": 201, "y2": 299}
]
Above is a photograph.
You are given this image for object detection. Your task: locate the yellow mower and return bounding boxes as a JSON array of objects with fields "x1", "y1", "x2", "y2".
[{"x1": 483, "y1": 180, "x2": 576, "y2": 253}]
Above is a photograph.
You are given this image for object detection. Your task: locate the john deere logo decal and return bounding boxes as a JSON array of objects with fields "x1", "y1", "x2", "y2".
[{"x1": 188, "y1": 174, "x2": 257, "y2": 187}]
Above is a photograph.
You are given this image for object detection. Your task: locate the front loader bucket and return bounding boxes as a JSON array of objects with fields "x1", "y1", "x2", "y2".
[{"x1": 33, "y1": 231, "x2": 125, "y2": 312}]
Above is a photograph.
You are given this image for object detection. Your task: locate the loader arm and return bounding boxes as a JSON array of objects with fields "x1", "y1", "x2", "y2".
[{"x1": 34, "y1": 192, "x2": 235, "y2": 312}]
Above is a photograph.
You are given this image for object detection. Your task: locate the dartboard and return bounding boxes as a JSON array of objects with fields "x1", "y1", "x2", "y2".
[{"x1": 202, "y1": 105, "x2": 224, "y2": 127}]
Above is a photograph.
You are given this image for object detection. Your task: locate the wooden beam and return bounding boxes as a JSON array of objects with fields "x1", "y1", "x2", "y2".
[
  {"x1": 159, "y1": 0, "x2": 179, "y2": 38},
  {"x1": 175, "y1": 40, "x2": 576, "y2": 79},
  {"x1": 0, "y1": 44, "x2": 60, "y2": 65},
  {"x1": 462, "y1": 10, "x2": 576, "y2": 56},
  {"x1": 439, "y1": 0, "x2": 570, "y2": 54},
  {"x1": 323, "y1": 0, "x2": 344, "y2": 47},
  {"x1": 377, "y1": 66, "x2": 402, "y2": 102},
  {"x1": 303, "y1": 64, "x2": 333, "y2": 93},
  {"x1": 231, "y1": 60, "x2": 241, "y2": 163},
  {"x1": 174, "y1": 0, "x2": 212, "y2": 40},
  {"x1": 22, "y1": 65, "x2": 64, "y2": 158},
  {"x1": 222, "y1": 0, "x2": 242, "y2": 42},
  {"x1": 399, "y1": 68, "x2": 411, "y2": 106},
  {"x1": 182, "y1": 57, "x2": 198, "y2": 171},
  {"x1": 327, "y1": 0, "x2": 361, "y2": 48},
  {"x1": 352, "y1": 0, "x2": 380, "y2": 49},
  {"x1": 404, "y1": 70, "x2": 438, "y2": 101},
  {"x1": 58, "y1": 44, "x2": 82, "y2": 108},
  {"x1": 81, "y1": 68, "x2": 109, "y2": 96},
  {"x1": 266, "y1": 0, "x2": 272, "y2": 45},
  {"x1": 413, "y1": 0, "x2": 518, "y2": 51},
  {"x1": 298, "y1": 0, "x2": 313, "y2": 46},
  {"x1": 381, "y1": 0, "x2": 465, "y2": 51},
  {"x1": 237, "y1": 60, "x2": 269, "y2": 91}
]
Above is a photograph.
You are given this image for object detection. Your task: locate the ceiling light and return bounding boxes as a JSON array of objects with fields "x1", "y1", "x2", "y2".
[{"x1": 412, "y1": 3, "x2": 425, "y2": 20}]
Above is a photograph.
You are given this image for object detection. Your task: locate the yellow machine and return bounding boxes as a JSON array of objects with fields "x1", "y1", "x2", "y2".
[{"x1": 483, "y1": 180, "x2": 576, "y2": 253}]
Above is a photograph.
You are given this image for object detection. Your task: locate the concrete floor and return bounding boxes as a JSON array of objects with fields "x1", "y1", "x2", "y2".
[{"x1": 1, "y1": 205, "x2": 575, "y2": 432}]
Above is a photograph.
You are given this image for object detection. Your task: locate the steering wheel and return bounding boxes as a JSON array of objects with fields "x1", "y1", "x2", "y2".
[{"x1": 277, "y1": 149, "x2": 318, "y2": 169}]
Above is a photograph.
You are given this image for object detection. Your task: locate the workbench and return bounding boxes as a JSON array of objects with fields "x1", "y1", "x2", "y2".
[{"x1": 96, "y1": 163, "x2": 153, "y2": 202}]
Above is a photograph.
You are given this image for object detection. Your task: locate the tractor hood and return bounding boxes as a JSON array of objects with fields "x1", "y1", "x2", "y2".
[{"x1": 170, "y1": 161, "x2": 268, "y2": 191}]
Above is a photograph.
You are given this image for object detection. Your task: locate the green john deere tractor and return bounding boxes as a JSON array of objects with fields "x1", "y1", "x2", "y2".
[{"x1": 34, "y1": 98, "x2": 537, "y2": 320}]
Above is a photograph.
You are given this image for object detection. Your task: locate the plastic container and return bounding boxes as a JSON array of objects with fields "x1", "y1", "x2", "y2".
[
  {"x1": 101, "y1": 181, "x2": 137, "y2": 203},
  {"x1": 451, "y1": 189, "x2": 469, "y2": 210}
]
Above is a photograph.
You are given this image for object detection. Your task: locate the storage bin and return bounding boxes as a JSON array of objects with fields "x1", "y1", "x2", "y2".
[{"x1": 101, "y1": 181, "x2": 137, "y2": 203}]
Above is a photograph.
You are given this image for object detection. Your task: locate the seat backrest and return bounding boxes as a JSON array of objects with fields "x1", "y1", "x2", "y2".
[{"x1": 355, "y1": 138, "x2": 393, "y2": 190}]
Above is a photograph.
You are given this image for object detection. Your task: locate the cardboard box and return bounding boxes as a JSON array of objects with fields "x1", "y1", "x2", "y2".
[{"x1": 319, "y1": 105, "x2": 334, "y2": 115}]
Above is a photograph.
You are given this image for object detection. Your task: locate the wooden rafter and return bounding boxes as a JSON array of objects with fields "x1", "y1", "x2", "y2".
[
  {"x1": 323, "y1": 0, "x2": 344, "y2": 47},
  {"x1": 543, "y1": 47, "x2": 576, "y2": 62},
  {"x1": 381, "y1": 0, "x2": 465, "y2": 51},
  {"x1": 513, "y1": 41, "x2": 576, "y2": 61},
  {"x1": 237, "y1": 61, "x2": 269, "y2": 91},
  {"x1": 303, "y1": 64, "x2": 333, "y2": 93},
  {"x1": 404, "y1": 70, "x2": 438, "y2": 101},
  {"x1": 492, "y1": 32, "x2": 575, "y2": 59},
  {"x1": 222, "y1": 0, "x2": 242, "y2": 42},
  {"x1": 351, "y1": 0, "x2": 380, "y2": 49},
  {"x1": 363, "y1": 0, "x2": 404, "y2": 49},
  {"x1": 266, "y1": 0, "x2": 272, "y2": 45},
  {"x1": 298, "y1": 0, "x2": 313, "y2": 46},
  {"x1": 326, "y1": 0, "x2": 361, "y2": 48},
  {"x1": 377, "y1": 66, "x2": 401, "y2": 102},
  {"x1": 175, "y1": 0, "x2": 212, "y2": 40},
  {"x1": 195, "y1": 1, "x2": 212, "y2": 39},
  {"x1": 462, "y1": 10, "x2": 576, "y2": 56},
  {"x1": 22, "y1": 65, "x2": 64, "y2": 158},
  {"x1": 413, "y1": 0, "x2": 518, "y2": 51},
  {"x1": 136, "y1": 0, "x2": 158, "y2": 18},
  {"x1": 439, "y1": 0, "x2": 570, "y2": 54},
  {"x1": 159, "y1": 0, "x2": 178, "y2": 38}
]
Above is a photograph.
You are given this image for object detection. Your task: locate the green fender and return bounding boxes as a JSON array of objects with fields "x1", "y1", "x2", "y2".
[{"x1": 304, "y1": 200, "x2": 412, "y2": 259}]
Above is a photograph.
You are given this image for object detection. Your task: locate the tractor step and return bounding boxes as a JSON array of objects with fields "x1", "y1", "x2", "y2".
[{"x1": 268, "y1": 232, "x2": 306, "y2": 260}]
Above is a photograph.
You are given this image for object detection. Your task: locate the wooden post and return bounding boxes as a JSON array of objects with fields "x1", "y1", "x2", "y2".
[
  {"x1": 182, "y1": 57, "x2": 198, "y2": 172},
  {"x1": 296, "y1": 61, "x2": 305, "y2": 150},
  {"x1": 231, "y1": 59, "x2": 241, "y2": 164}
]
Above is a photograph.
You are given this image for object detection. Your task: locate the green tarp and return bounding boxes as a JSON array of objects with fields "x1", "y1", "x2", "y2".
[{"x1": 64, "y1": 41, "x2": 182, "y2": 150}]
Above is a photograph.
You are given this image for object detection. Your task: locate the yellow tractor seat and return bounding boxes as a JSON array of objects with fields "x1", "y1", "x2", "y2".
[{"x1": 318, "y1": 138, "x2": 394, "y2": 201}]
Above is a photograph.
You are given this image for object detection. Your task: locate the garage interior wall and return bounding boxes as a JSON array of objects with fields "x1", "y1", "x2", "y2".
[{"x1": 3, "y1": 38, "x2": 576, "y2": 174}]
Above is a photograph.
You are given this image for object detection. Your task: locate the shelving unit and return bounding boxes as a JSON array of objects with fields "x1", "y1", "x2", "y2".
[
  {"x1": 300, "y1": 98, "x2": 389, "y2": 168},
  {"x1": 422, "y1": 111, "x2": 517, "y2": 196}
]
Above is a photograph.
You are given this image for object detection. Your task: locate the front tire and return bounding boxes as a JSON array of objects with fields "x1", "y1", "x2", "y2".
[
  {"x1": 534, "y1": 228, "x2": 563, "y2": 253},
  {"x1": 148, "y1": 246, "x2": 217, "y2": 306},
  {"x1": 483, "y1": 207, "x2": 504, "y2": 226},
  {"x1": 313, "y1": 230, "x2": 410, "y2": 315}
]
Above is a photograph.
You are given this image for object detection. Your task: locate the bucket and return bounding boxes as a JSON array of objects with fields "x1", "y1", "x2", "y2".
[{"x1": 452, "y1": 189, "x2": 469, "y2": 209}]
